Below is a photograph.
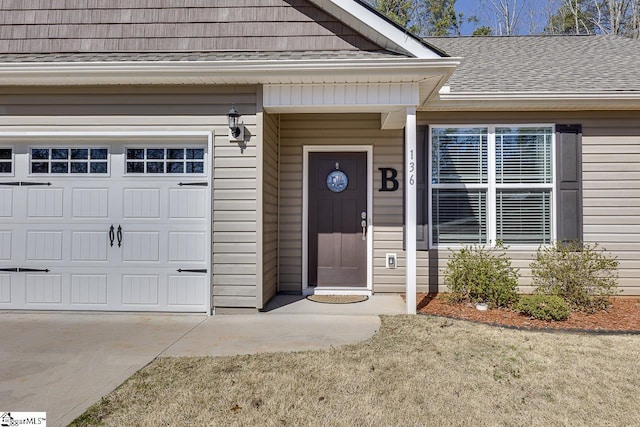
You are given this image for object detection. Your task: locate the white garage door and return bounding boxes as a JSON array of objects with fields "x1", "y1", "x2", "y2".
[{"x1": 0, "y1": 140, "x2": 210, "y2": 312}]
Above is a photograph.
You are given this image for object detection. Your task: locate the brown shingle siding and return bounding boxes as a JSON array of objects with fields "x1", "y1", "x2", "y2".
[{"x1": 0, "y1": 1, "x2": 384, "y2": 53}]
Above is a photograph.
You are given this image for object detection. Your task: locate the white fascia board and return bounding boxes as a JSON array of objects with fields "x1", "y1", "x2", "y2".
[
  {"x1": 0, "y1": 58, "x2": 459, "y2": 86},
  {"x1": 308, "y1": 0, "x2": 442, "y2": 59},
  {"x1": 429, "y1": 91, "x2": 640, "y2": 111}
]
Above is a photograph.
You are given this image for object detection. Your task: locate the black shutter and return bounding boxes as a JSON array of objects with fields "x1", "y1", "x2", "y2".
[
  {"x1": 556, "y1": 124, "x2": 583, "y2": 243},
  {"x1": 416, "y1": 125, "x2": 429, "y2": 250}
]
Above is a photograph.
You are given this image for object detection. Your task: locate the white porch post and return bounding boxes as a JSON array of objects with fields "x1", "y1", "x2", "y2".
[{"x1": 405, "y1": 106, "x2": 417, "y2": 314}]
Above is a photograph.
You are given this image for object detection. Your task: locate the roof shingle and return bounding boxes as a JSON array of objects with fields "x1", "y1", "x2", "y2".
[
  {"x1": 425, "y1": 35, "x2": 640, "y2": 93},
  {"x1": 0, "y1": 50, "x2": 402, "y2": 63}
]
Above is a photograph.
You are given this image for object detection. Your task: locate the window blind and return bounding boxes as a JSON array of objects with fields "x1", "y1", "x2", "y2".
[
  {"x1": 432, "y1": 128, "x2": 488, "y2": 184},
  {"x1": 432, "y1": 189, "x2": 487, "y2": 244},
  {"x1": 496, "y1": 190, "x2": 552, "y2": 244},
  {"x1": 496, "y1": 127, "x2": 553, "y2": 184}
]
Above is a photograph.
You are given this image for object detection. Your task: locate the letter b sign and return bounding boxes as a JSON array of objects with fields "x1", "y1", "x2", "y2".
[{"x1": 379, "y1": 167, "x2": 399, "y2": 192}]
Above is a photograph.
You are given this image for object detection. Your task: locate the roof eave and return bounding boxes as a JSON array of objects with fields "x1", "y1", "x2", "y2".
[
  {"x1": 0, "y1": 58, "x2": 460, "y2": 86},
  {"x1": 426, "y1": 91, "x2": 640, "y2": 111}
]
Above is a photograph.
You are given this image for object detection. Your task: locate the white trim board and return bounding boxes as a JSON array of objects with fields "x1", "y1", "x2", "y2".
[
  {"x1": 309, "y1": 0, "x2": 443, "y2": 59},
  {"x1": 302, "y1": 145, "x2": 374, "y2": 296}
]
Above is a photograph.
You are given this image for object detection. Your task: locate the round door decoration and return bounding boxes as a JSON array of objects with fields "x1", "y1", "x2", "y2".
[{"x1": 326, "y1": 170, "x2": 348, "y2": 193}]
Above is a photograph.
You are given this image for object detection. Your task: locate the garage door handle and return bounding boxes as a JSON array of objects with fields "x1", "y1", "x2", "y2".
[
  {"x1": 178, "y1": 182, "x2": 208, "y2": 186},
  {"x1": 109, "y1": 225, "x2": 115, "y2": 247},
  {"x1": 20, "y1": 181, "x2": 52, "y2": 186},
  {"x1": 177, "y1": 269, "x2": 207, "y2": 273},
  {"x1": 117, "y1": 225, "x2": 123, "y2": 247}
]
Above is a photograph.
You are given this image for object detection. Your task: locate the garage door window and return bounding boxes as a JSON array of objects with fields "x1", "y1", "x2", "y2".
[
  {"x1": 31, "y1": 147, "x2": 109, "y2": 174},
  {"x1": 126, "y1": 147, "x2": 205, "y2": 175},
  {"x1": 0, "y1": 148, "x2": 13, "y2": 174}
]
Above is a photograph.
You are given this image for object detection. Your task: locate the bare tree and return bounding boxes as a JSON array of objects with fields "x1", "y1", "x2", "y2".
[
  {"x1": 592, "y1": 0, "x2": 640, "y2": 36},
  {"x1": 480, "y1": 0, "x2": 530, "y2": 35},
  {"x1": 544, "y1": 0, "x2": 640, "y2": 36}
]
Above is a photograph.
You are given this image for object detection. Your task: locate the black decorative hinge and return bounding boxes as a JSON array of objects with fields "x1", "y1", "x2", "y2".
[
  {"x1": 0, "y1": 267, "x2": 50, "y2": 272},
  {"x1": 177, "y1": 269, "x2": 208, "y2": 273},
  {"x1": 0, "y1": 182, "x2": 52, "y2": 186}
]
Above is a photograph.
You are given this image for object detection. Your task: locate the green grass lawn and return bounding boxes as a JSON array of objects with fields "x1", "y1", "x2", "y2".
[{"x1": 72, "y1": 315, "x2": 640, "y2": 426}]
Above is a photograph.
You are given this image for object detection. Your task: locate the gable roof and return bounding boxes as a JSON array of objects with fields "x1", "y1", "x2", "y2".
[
  {"x1": 425, "y1": 35, "x2": 640, "y2": 94},
  {"x1": 0, "y1": 0, "x2": 444, "y2": 60}
]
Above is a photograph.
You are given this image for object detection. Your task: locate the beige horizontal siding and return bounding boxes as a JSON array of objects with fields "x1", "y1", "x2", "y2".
[
  {"x1": 261, "y1": 111, "x2": 279, "y2": 305},
  {"x1": 210, "y1": 87, "x2": 260, "y2": 309},
  {"x1": 0, "y1": 85, "x2": 258, "y2": 117},
  {"x1": 582, "y1": 131, "x2": 640, "y2": 296}
]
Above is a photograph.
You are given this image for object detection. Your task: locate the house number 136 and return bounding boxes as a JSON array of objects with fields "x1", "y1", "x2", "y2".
[{"x1": 409, "y1": 150, "x2": 415, "y2": 186}]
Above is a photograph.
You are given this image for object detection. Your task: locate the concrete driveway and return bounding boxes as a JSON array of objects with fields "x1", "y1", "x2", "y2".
[
  {"x1": 0, "y1": 295, "x2": 402, "y2": 426},
  {"x1": 0, "y1": 312, "x2": 205, "y2": 427}
]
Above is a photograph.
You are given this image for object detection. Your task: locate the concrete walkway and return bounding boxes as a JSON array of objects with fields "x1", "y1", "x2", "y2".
[
  {"x1": 0, "y1": 294, "x2": 405, "y2": 426},
  {"x1": 162, "y1": 294, "x2": 405, "y2": 357}
]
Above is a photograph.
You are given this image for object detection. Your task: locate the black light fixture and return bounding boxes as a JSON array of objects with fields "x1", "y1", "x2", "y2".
[{"x1": 227, "y1": 104, "x2": 243, "y2": 140}]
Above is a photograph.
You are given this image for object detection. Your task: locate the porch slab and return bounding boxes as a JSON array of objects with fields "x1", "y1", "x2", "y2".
[{"x1": 261, "y1": 293, "x2": 406, "y2": 315}]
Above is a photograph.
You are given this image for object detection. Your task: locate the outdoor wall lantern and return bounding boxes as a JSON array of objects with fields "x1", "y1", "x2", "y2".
[{"x1": 227, "y1": 104, "x2": 245, "y2": 142}]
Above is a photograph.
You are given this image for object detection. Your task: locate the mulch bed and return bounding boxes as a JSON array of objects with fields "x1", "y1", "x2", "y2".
[{"x1": 417, "y1": 293, "x2": 640, "y2": 333}]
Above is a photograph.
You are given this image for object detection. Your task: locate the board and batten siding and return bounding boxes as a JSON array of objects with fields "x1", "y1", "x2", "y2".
[
  {"x1": 278, "y1": 113, "x2": 428, "y2": 293},
  {"x1": 420, "y1": 111, "x2": 640, "y2": 296},
  {"x1": 261, "y1": 111, "x2": 279, "y2": 305}
]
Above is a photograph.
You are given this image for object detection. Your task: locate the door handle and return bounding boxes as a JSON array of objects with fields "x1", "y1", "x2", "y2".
[
  {"x1": 109, "y1": 225, "x2": 115, "y2": 247},
  {"x1": 117, "y1": 225, "x2": 123, "y2": 247},
  {"x1": 361, "y1": 219, "x2": 367, "y2": 240},
  {"x1": 20, "y1": 181, "x2": 52, "y2": 186}
]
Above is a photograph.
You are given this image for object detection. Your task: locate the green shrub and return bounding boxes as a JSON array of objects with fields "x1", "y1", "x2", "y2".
[
  {"x1": 530, "y1": 241, "x2": 619, "y2": 313},
  {"x1": 445, "y1": 243, "x2": 520, "y2": 308},
  {"x1": 516, "y1": 295, "x2": 570, "y2": 321}
]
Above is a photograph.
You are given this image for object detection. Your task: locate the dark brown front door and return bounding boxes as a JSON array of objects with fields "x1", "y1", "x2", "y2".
[{"x1": 308, "y1": 152, "x2": 367, "y2": 288}]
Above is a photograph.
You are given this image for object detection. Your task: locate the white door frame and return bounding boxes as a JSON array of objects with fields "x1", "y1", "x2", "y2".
[{"x1": 302, "y1": 145, "x2": 373, "y2": 296}]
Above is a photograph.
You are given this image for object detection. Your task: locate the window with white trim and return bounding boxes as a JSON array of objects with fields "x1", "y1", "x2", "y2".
[
  {"x1": 30, "y1": 147, "x2": 109, "y2": 174},
  {"x1": 430, "y1": 125, "x2": 554, "y2": 246},
  {"x1": 125, "y1": 147, "x2": 205, "y2": 174},
  {"x1": 0, "y1": 148, "x2": 13, "y2": 174}
]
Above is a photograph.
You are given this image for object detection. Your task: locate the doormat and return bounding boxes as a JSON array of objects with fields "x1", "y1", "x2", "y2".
[{"x1": 306, "y1": 295, "x2": 369, "y2": 304}]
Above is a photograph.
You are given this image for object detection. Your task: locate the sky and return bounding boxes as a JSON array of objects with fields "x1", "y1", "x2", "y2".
[
  {"x1": 456, "y1": 0, "x2": 483, "y2": 35},
  {"x1": 453, "y1": 0, "x2": 553, "y2": 36}
]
